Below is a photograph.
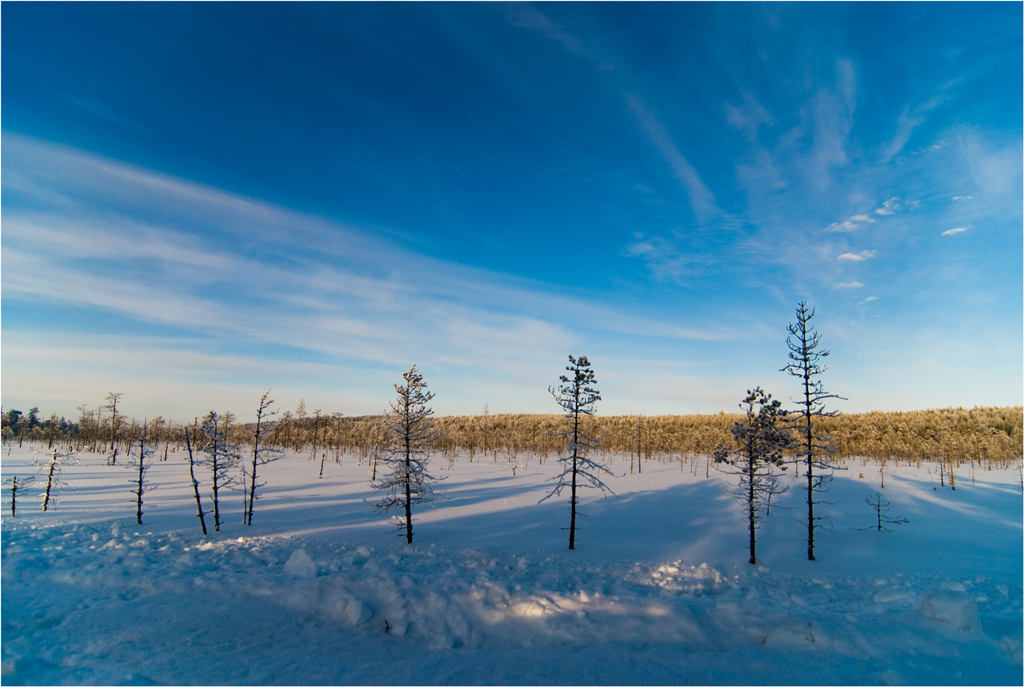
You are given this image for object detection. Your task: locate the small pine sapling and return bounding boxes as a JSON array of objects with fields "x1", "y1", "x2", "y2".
[
  {"x1": 782, "y1": 302, "x2": 846, "y2": 561},
  {"x1": 201, "y1": 411, "x2": 241, "y2": 532},
  {"x1": 541, "y1": 355, "x2": 616, "y2": 550},
  {"x1": 372, "y1": 365, "x2": 445, "y2": 544},
  {"x1": 104, "y1": 392, "x2": 123, "y2": 466},
  {"x1": 713, "y1": 387, "x2": 793, "y2": 565},
  {"x1": 5, "y1": 475, "x2": 34, "y2": 518},
  {"x1": 126, "y1": 422, "x2": 157, "y2": 525},
  {"x1": 858, "y1": 492, "x2": 909, "y2": 532},
  {"x1": 245, "y1": 390, "x2": 284, "y2": 526},
  {"x1": 34, "y1": 447, "x2": 77, "y2": 512}
]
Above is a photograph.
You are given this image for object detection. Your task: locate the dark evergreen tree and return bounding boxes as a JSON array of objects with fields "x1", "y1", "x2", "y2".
[
  {"x1": 713, "y1": 387, "x2": 792, "y2": 564},
  {"x1": 782, "y1": 302, "x2": 845, "y2": 561},
  {"x1": 372, "y1": 365, "x2": 444, "y2": 544},
  {"x1": 541, "y1": 355, "x2": 614, "y2": 550}
]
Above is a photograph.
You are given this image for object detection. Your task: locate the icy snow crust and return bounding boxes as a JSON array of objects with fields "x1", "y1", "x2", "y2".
[{"x1": 2, "y1": 445, "x2": 1021, "y2": 685}]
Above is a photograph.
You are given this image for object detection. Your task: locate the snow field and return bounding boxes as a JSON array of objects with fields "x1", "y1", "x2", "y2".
[{"x1": 2, "y1": 444, "x2": 1022, "y2": 685}]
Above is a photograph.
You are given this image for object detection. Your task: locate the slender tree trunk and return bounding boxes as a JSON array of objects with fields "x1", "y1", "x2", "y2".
[
  {"x1": 569, "y1": 396, "x2": 580, "y2": 551},
  {"x1": 135, "y1": 431, "x2": 147, "y2": 525},
  {"x1": 185, "y1": 425, "x2": 208, "y2": 535},
  {"x1": 804, "y1": 373, "x2": 815, "y2": 561},
  {"x1": 404, "y1": 434, "x2": 413, "y2": 545},
  {"x1": 10, "y1": 476, "x2": 19, "y2": 518},
  {"x1": 42, "y1": 451, "x2": 57, "y2": 512},
  {"x1": 247, "y1": 416, "x2": 262, "y2": 527},
  {"x1": 748, "y1": 438, "x2": 757, "y2": 565},
  {"x1": 211, "y1": 435, "x2": 221, "y2": 532}
]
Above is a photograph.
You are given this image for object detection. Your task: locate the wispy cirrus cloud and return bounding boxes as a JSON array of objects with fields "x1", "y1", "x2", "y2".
[
  {"x1": 626, "y1": 95, "x2": 721, "y2": 224},
  {"x1": 3, "y1": 134, "x2": 752, "y2": 418},
  {"x1": 835, "y1": 281, "x2": 865, "y2": 289},
  {"x1": 942, "y1": 227, "x2": 968, "y2": 236}
]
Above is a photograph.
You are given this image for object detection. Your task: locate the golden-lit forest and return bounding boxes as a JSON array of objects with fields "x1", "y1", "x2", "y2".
[{"x1": 4, "y1": 403, "x2": 1021, "y2": 469}]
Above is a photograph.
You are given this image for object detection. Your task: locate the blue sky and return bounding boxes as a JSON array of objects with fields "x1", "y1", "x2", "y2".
[{"x1": 2, "y1": 2, "x2": 1021, "y2": 423}]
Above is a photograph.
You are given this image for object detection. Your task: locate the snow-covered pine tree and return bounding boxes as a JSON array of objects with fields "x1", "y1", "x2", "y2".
[
  {"x1": 200, "y1": 411, "x2": 241, "y2": 532},
  {"x1": 541, "y1": 355, "x2": 615, "y2": 550},
  {"x1": 713, "y1": 387, "x2": 792, "y2": 564},
  {"x1": 34, "y1": 447, "x2": 77, "y2": 512},
  {"x1": 781, "y1": 302, "x2": 845, "y2": 561},
  {"x1": 371, "y1": 365, "x2": 444, "y2": 544},
  {"x1": 245, "y1": 390, "x2": 283, "y2": 526}
]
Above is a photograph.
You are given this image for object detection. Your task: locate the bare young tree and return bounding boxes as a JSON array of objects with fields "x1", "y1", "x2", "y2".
[
  {"x1": 713, "y1": 387, "x2": 792, "y2": 565},
  {"x1": 126, "y1": 421, "x2": 155, "y2": 525},
  {"x1": 5, "y1": 475, "x2": 33, "y2": 518},
  {"x1": 201, "y1": 411, "x2": 240, "y2": 532},
  {"x1": 35, "y1": 448, "x2": 77, "y2": 512},
  {"x1": 541, "y1": 355, "x2": 615, "y2": 550},
  {"x1": 104, "y1": 392, "x2": 123, "y2": 465},
  {"x1": 245, "y1": 390, "x2": 283, "y2": 526},
  {"x1": 782, "y1": 302, "x2": 845, "y2": 561},
  {"x1": 371, "y1": 365, "x2": 444, "y2": 544},
  {"x1": 859, "y1": 492, "x2": 909, "y2": 532},
  {"x1": 184, "y1": 421, "x2": 208, "y2": 535}
]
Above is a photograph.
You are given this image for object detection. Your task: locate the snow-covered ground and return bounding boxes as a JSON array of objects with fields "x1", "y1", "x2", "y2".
[{"x1": 2, "y1": 444, "x2": 1021, "y2": 685}]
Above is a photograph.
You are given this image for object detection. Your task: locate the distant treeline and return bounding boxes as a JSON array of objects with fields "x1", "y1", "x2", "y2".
[{"x1": 3, "y1": 403, "x2": 1021, "y2": 468}]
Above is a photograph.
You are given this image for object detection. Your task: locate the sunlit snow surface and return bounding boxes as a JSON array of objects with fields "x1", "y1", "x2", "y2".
[{"x1": 2, "y1": 445, "x2": 1021, "y2": 685}]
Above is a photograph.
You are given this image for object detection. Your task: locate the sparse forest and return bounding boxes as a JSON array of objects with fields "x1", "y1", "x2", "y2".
[{"x1": 7, "y1": 404, "x2": 1019, "y2": 470}]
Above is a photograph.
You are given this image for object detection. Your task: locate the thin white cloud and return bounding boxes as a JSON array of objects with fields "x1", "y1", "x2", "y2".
[
  {"x1": 63, "y1": 94, "x2": 148, "y2": 133},
  {"x1": 860, "y1": 296, "x2": 878, "y2": 304},
  {"x1": 838, "y1": 250, "x2": 877, "y2": 261},
  {"x1": 626, "y1": 95, "x2": 721, "y2": 223},
  {"x1": 725, "y1": 91, "x2": 774, "y2": 141},
  {"x1": 825, "y1": 214, "x2": 875, "y2": 232},
  {"x1": 3, "y1": 135, "x2": 753, "y2": 420},
  {"x1": 942, "y1": 227, "x2": 968, "y2": 236},
  {"x1": 835, "y1": 281, "x2": 865, "y2": 289},
  {"x1": 874, "y1": 197, "x2": 901, "y2": 215},
  {"x1": 809, "y1": 59, "x2": 857, "y2": 184}
]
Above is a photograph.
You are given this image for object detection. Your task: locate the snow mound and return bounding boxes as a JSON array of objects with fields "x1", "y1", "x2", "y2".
[
  {"x1": 918, "y1": 588, "x2": 981, "y2": 632},
  {"x1": 283, "y1": 548, "x2": 317, "y2": 579}
]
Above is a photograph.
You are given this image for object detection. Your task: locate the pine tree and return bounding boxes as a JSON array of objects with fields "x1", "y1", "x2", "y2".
[
  {"x1": 541, "y1": 355, "x2": 615, "y2": 550},
  {"x1": 104, "y1": 392, "x2": 123, "y2": 465},
  {"x1": 201, "y1": 411, "x2": 240, "y2": 532},
  {"x1": 713, "y1": 387, "x2": 792, "y2": 564},
  {"x1": 860, "y1": 492, "x2": 908, "y2": 532},
  {"x1": 371, "y1": 365, "x2": 444, "y2": 544},
  {"x1": 35, "y1": 447, "x2": 77, "y2": 512},
  {"x1": 245, "y1": 391, "x2": 283, "y2": 526},
  {"x1": 782, "y1": 302, "x2": 845, "y2": 561},
  {"x1": 127, "y1": 421, "x2": 155, "y2": 525}
]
